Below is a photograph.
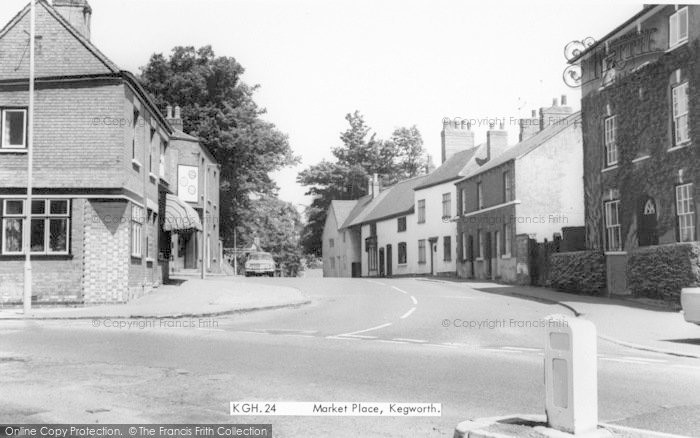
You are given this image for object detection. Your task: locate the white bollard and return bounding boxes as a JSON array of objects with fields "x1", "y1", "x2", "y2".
[{"x1": 544, "y1": 314, "x2": 598, "y2": 435}]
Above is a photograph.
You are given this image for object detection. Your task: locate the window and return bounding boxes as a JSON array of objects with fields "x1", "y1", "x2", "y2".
[
  {"x1": 669, "y1": 7, "x2": 688, "y2": 49},
  {"x1": 477, "y1": 230, "x2": 483, "y2": 258},
  {"x1": 368, "y1": 247, "x2": 377, "y2": 271},
  {"x1": 1, "y1": 199, "x2": 69, "y2": 255},
  {"x1": 443, "y1": 236, "x2": 451, "y2": 261},
  {"x1": 604, "y1": 200, "x2": 621, "y2": 251},
  {"x1": 676, "y1": 183, "x2": 695, "y2": 242},
  {"x1": 1, "y1": 109, "x2": 27, "y2": 149},
  {"x1": 397, "y1": 216, "x2": 407, "y2": 232},
  {"x1": 503, "y1": 171, "x2": 512, "y2": 202},
  {"x1": 329, "y1": 238, "x2": 334, "y2": 248},
  {"x1": 398, "y1": 242, "x2": 407, "y2": 264},
  {"x1": 330, "y1": 257, "x2": 335, "y2": 270},
  {"x1": 132, "y1": 109, "x2": 139, "y2": 162},
  {"x1": 461, "y1": 189, "x2": 467, "y2": 215},
  {"x1": 672, "y1": 82, "x2": 689, "y2": 146},
  {"x1": 442, "y1": 193, "x2": 451, "y2": 219},
  {"x1": 604, "y1": 116, "x2": 617, "y2": 166},
  {"x1": 131, "y1": 204, "x2": 144, "y2": 257},
  {"x1": 418, "y1": 239, "x2": 426, "y2": 263},
  {"x1": 504, "y1": 222, "x2": 512, "y2": 256},
  {"x1": 417, "y1": 199, "x2": 426, "y2": 224},
  {"x1": 477, "y1": 182, "x2": 483, "y2": 210},
  {"x1": 159, "y1": 141, "x2": 166, "y2": 177}
]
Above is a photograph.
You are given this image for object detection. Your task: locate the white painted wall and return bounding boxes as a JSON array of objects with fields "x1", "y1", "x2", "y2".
[{"x1": 413, "y1": 182, "x2": 458, "y2": 275}]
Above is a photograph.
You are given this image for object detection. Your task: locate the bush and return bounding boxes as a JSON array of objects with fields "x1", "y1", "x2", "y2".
[
  {"x1": 548, "y1": 250, "x2": 607, "y2": 296},
  {"x1": 627, "y1": 242, "x2": 700, "y2": 302}
]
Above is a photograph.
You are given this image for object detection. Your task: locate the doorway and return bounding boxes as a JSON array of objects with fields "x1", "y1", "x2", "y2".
[
  {"x1": 484, "y1": 232, "x2": 492, "y2": 279},
  {"x1": 468, "y1": 235, "x2": 474, "y2": 278},
  {"x1": 637, "y1": 196, "x2": 658, "y2": 246},
  {"x1": 429, "y1": 238, "x2": 437, "y2": 275},
  {"x1": 379, "y1": 248, "x2": 385, "y2": 277},
  {"x1": 493, "y1": 230, "x2": 500, "y2": 277},
  {"x1": 386, "y1": 244, "x2": 393, "y2": 277}
]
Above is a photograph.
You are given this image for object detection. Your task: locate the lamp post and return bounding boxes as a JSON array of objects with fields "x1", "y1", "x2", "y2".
[
  {"x1": 201, "y1": 163, "x2": 218, "y2": 279},
  {"x1": 23, "y1": 0, "x2": 36, "y2": 315}
]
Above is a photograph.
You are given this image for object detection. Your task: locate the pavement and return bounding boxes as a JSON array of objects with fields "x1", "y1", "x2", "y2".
[
  {"x1": 1, "y1": 276, "x2": 698, "y2": 437},
  {"x1": 420, "y1": 278, "x2": 700, "y2": 359},
  {"x1": 0, "y1": 276, "x2": 310, "y2": 320}
]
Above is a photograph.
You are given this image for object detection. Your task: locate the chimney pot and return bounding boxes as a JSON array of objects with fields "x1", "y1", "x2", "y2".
[
  {"x1": 561, "y1": 95, "x2": 567, "y2": 106},
  {"x1": 553, "y1": 98, "x2": 558, "y2": 107},
  {"x1": 174, "y1": 105, "x2": 181, "y2": 119},
  {"x1": 531, "y1": 109, "x2": 537, "y2": 117},
  {"x1": 166, "y1": 105, "x2": 173, "y2": 119}
]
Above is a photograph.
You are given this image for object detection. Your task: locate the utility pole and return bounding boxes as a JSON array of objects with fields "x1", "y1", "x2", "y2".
[{"x1": 23, "y1": 0, "x2": 36, "y2": 315}]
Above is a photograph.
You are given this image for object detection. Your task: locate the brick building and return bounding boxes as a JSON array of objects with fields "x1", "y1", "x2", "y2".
[
  {"x1": 454, "y1": 100, "x2": 584, "y2": 283},
  {"x1": 0, "y1": 0, "x2": 217, "y2": 304},
  {"x1": 570, "y1": 5, "x2": 700, "y2": 293}
]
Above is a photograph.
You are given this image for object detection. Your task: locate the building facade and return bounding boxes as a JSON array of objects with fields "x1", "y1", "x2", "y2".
[
  {"x1": 0, "y1": 0, "x2": 218, "y2": 304},
  {"x1": 455, "y1": 101, "x2": 584, "y2": 283},
  {"x1": 571, "y1": 5, "x2": 700, "y2": 293}
]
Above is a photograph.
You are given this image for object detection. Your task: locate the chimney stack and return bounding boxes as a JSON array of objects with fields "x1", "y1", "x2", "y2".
[
  {"x1": 166, "y1": 104, "x2": 183, "y2": 131},
  {"x1": 368, "y1": 173, "x2": 381, "y2": 199},
  {"x1": 519, "y1": 109, "x2": 540, "y2": 142},
  {"x1": 53, "y1": 0, "x2": 92, "y2": 40},
  {"x1": 540, "y1": 95, "x2": 573, "y2": 129},
  {"x1": 441, "y1": 119, "x2": 475, "y2": 163},
  {"x1": 485, "y1": 121, "x2": 508, "y2": 162}
]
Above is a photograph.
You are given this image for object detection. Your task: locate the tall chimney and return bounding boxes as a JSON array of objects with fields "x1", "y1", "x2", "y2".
[
  {"x1": 371, "y1": 174, "x2": 380, "y2": 199},
  {"x1": 53, "y1": 0, "x2": 92, "y2": 40},
  {"x1": 441, "y1": 119, "x2": 475, "y2": 163},
  {"x1": 540, "y1": 95, "x2": 573, "y2": 129},
  {"x1": 166, "y1": 104, "x2": 183, "y2": 131},
  {"x1": 519, "y1": 109, "x2": 540, "y2": 142},
  {"x1": 486, "y1": 121, "x2": 508, "y2": 161}
]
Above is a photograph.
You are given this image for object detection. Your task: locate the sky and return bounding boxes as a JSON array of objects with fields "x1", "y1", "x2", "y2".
[{"x1": 1, "y1": 0, "x2": 652, "y2": 208}]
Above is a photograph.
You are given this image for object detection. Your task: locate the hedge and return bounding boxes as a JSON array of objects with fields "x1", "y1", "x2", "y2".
[
  {"x1": 627, "y1": 242, "x2": 700, "y2": 302},
  {"x1": 547, "y1": 250, "x2": 607, "y2": 296}
]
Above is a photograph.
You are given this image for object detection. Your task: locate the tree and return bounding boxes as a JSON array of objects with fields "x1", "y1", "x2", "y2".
[
  {"x1": 236, "y1": 196, "x2": 304, "y2": 276},
  {"x1": 297, "y1": 111, "x2": 426, "y2": 256},
  {"x1": 138, "y1": 46, "x2": 300, "y2": 247}
]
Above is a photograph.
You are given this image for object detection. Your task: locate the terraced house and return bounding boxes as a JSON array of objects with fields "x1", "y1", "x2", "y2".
[
  {"x1": 0, "y1": 0, "x2": 215, "y2": 304},
  {"x1": 571, "y1": 4, "x2": 700, "y2": 293}
]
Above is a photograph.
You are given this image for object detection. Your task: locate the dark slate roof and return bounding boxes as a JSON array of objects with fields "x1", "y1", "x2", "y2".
[
  {"x1": 346, "y1": 175, "x2": 428, "y2": 227},
  {"x1": 457, "y1": 112, "x2": 582, "y2": 180},
  {"x1": 339, "y1": 195, "x2": 373, "y2": 229},
  {"x1": 330, "y1": 200, "x2": 357, "y2": 228},
  {"x1": 414, "y1": 145, "x2": 484, "y2": 190}
]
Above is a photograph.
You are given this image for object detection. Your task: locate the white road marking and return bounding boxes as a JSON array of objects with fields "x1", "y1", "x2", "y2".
[
  {"x1": 377, "y1": 339, "x2": 407, "y2": 345},
  {"x1": 366, "y1": 280, "x2": 386, "y2": 286},
  {"x1": 335, "y1": 322, "x2": 392, "y2": 338},
  {"x1": 391, "y1": 286, "x2": 408, "y2": 294},
  {"x1": 502, "y1": 346, "x2": 542, "y2": 352},
  {"x1": 282, "y1": 334, "x2": 315, "y2": 338},
  {"x1": 393, "y1": 338, "x2": 427, "y2": 343},
  {"x1": 325, "y1": 336, "x2": 362, "y2": 341},
  {"x1": 425, "y1": 343, "x2": 458, "y2": 349},
  {"x1": 400, "y1": 307, "x2": 416, "y2": 319},
  {"x1": 481, "y1": 348, "x2": 522, "y2": 354},
  {"x1": 600, "y1": 357, "x2": 652, "y2": 365},
  {"x1": 620, "y1": 356, "x2": 666, "y2": 363},
  {"x1": 238, "y1": 331, "x2": 270, "y2": 335},
  {"x1": 344, "y1": 334, "x2": 377, "y2": 339},
  {"x1": 410, "y1": 296, "x2": 418, "y2": 305}
]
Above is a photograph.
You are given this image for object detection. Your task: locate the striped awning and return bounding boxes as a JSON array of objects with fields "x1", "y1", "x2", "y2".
[{"x1": 164, "y1": 193, "x2": 203, "y2": 232}]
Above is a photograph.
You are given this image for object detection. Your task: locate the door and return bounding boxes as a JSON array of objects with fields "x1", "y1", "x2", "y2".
[
  {"x1": 386, "y1": 244, "x2": 393, "y2": 277},
  {"x1": 429, "y1": 239, "x2": 437, "y2": 275},
  {"x1": 484, "y1": 232, "x2": 492, "y2": 279},
  {"x1": 637, "y1": 196, "x2": 658, "y2": 246},
  {"x1": 468, "y1": 235, "x2": 474, "y2": 278},
  {"x1": 493, "y1": 231, "x2": 500, "y2": 277},
  {"x1": 379, "y1": 248, "x2": 385, "y2": 277}
]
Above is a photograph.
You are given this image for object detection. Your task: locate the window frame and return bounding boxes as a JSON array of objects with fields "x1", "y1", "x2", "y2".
[
  {"x1": 397, "y1": 216, "x2": 407, "y2": 232},
  {"x1": 418, "y1": 239, "x2": 426, "y2": 264},
  {"x1": 1, "y1": 199, "x2": 70, "y2": 255},
  {"x1": 461, "y1": 189, "x2": 467, "y2": 215},
  {"x1": 443, "y1": 235, "x2": 451, "y2": 262},
  {"x1": 131, "y1": 204, "x2": 144, "y2": 258},
  {"x1": 476, "y1": 182, "x2": 483, "y2": 210},
  {"x1": 603, "y1": 115, "x2": 617, "y2": 167},
  {"x1": 503, "y1": 170, "x2": 512, "y2": 202},
  {"x1": 329, "y1": 238, "x2": 334, "y2": 248},
  {"x1": 504, "y1": 222, "x2": 512, "y2": 257},
  {"x1": 398, "y1": 242, "x2": 407, "y2": 265},
  {"x1": 417, "y1": 199, "x2": 426, "y2": 224},
  {"x1": 604, "y1": 200, "x2": 622, "y2": 251},
  {"x1": 669, "y1": 7, "x2": 689, "y2": 49},
  {"x1": 1, "y1": 108, "x2": 28, "y2": 149},
  {"x1": 441, "y1": 193, "x2": 451, "y2": 219},
  {"x1": 672, "y1": 82, "x2": 690, "y2": 146},
  {"x1": 676, "y1": 183, "x2": 696, "y2": 242}
]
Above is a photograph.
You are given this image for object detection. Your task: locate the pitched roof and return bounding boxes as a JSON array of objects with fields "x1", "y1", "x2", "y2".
[
  {"x1": 414, "y1": 145, "x2": 484, "y2": 190},
  {"x1": 456, "y1": 112, "x2": 582, "y2": 181},
  {"x1": 340, "y1": 195, "x2": 373, "y2": 229},
  {"x1": 346, "y1": 175, "x2": 428, "y2": 227},
  {"x1": 330, "y1": 200, "x2": 357, "y2": 228}
]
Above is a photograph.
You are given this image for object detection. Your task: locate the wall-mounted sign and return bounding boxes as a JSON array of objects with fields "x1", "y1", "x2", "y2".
[{"x1": 178, "y1": 165, "x2": 199, "y2": 203}]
